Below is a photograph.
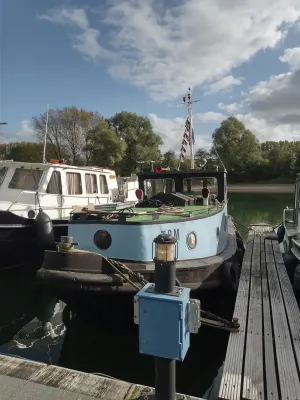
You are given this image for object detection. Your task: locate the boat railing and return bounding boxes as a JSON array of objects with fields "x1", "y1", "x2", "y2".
[
  {"x1": 6, "y1": 190, "x2": 111, "y2": 212},
  {"x1": 283, "y1": 207, "x2": 295, "y2": 223}
]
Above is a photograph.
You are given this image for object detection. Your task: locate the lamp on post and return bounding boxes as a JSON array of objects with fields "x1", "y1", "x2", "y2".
[
  {"x1": 153, "y1": 233, "x2": 177, "y2": 400},
  {"x1": 153, "y1": 233, "x2": 177, "y2": 294},
  {"x1": 134, "y1": 233, "x2": 201, "y2": 400}
]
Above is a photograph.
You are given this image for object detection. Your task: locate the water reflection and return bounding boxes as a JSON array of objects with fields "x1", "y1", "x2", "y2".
[
  {"x1": 1, "y1": 193, "x2": 291, "y2": 398},
  {"x1": 0, "y1": 268, "x2": 65, "y2": 364},
  {"x1": 0, "y1": 267, "x2": 234, "y2": 398},
  {"x1": 58, "y1": 290, "x2": 235, "y2": 397}
]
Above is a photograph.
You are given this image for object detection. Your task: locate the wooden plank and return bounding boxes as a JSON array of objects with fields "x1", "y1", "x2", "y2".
[
  {"x1": 30, "y1": 365, "x2": 134, "y2": 400},
  {"x1": 219, "y1": 237, "x2": 254, "y2": 400},
  {"x1": 260, "y1": 243, "x2": 279, "y2": 400},
  {"x1": 265, "y1": 240, "x2": 300, "y2": 400},
  {"x1": 272, "y1": 241, "x2": 300, "y2": 379},
  {"x1": 242, "y1": 236, "x2": 264, "y2": 400},
  {"x1": 0, "y1": 355, "x2": 45, "y2": 380}
]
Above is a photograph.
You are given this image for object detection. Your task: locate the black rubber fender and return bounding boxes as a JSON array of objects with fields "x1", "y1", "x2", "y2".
[
  {"x1": 35, "y1": 209, "x2": 55, "y2": 249},
  {"x1": 223, "y1": 261, "x2": 240, "y2": 292},
  {"x1": 236, "y1": 230, "x2": 242, "y2": 240},
  {"x1": 277, "y1": 224, "x2": 285, "y2": 244},
  {"x1": 236, "y1": 248, "x2": 244, "y2": 264}
]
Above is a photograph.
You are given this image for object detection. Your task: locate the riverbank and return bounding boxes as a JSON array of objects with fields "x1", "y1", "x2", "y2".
[{"x1": 227, "y1": 184, "x2": 294, "y2": 193}]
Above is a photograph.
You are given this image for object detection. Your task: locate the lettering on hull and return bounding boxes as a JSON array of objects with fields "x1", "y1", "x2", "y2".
[{"x1": 168, "y1": 229, "x2": 180, "y2": 241}]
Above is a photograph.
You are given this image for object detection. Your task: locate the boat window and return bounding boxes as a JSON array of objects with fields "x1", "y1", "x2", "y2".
[
  {"x1": 99, "y1": 175, "x2": 109, "y2": 194},
  {"x1": 183, "y1": 177, "x2": 218, "y2": 197},
  {"x1": 8, "y1": 168, "x2": 43, "y2": 191},
  {"x1": 85, "y1": 173, "x2": 98, "y2": 194},
  {"x1": 0, "y1": 167, "x2": 8, "y2": 186},
  {"x1": 144, "y1": 179, "x2": 175, "y2": 196},
  {"x1": 46, "y1": 171, "x2": 62, "y2": 194},
  {"x1": 66, "y1": 172, "x2": 82, "y2": 195}
]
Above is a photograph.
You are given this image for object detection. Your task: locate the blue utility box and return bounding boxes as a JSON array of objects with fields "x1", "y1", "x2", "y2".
[{"x1": 134, "y1": 282, "x2": 191, "y2": 362}]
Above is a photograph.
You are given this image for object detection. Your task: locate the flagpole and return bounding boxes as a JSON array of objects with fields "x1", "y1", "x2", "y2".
[
  {"x1": 177, "y1": 88, "x2": 200, "y2": 170},
  {"x1": 188, "y1": 88, "x2": 194, "y2": 169},
  {"x1": 42, "y1": 103, "x2": 49, "y2": 163}
]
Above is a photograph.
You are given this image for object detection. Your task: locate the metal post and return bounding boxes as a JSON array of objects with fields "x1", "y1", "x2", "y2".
[{"x1": 154, "y1": 234, "x2": 177, "y2": 400}]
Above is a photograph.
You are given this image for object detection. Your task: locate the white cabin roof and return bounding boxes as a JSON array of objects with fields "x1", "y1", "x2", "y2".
[{"x1": 0, "y1": 160, "x2": 115, "y2": 175}]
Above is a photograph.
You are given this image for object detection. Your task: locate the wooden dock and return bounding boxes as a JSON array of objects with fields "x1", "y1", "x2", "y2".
[
  {"x1": 219, "y1": 225, "x2": 300, "y2": 400},
  {"x1": 0, "y1": 353, "x2": 202, "y2": 399}
]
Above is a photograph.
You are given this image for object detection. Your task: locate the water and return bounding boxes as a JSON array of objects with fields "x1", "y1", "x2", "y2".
[{"x1": 0, "y1": 193, "x2": 294, "y2": 398}]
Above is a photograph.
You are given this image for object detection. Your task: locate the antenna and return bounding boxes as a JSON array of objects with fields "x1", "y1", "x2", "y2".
[
  {"x1": 42, "y1": 103, "x2": 49, "y2": 164},
  {"x1": 178, "y1": 88, "x2": 201, "y2": 170}
]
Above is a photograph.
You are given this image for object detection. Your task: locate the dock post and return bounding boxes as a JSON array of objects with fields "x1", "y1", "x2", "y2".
[
  {"x1": 153, "y1": 234, "x2": 177, "y2": 400},
  {"x1": 133, "y1": 234, "x2": 201, "y2": 400}
]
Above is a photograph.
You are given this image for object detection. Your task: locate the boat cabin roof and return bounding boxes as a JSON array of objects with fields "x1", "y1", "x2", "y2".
[
  {"x1": 138, "y1": 168, "x2": 226, "y2": 180},
  {"x1": 0, "y1": 160, "x2": 115, "y2": 175}
]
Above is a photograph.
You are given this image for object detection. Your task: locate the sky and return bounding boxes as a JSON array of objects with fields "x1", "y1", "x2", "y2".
[{"x1": 1, "y1": 0, "x2": 300, "y2": 154}]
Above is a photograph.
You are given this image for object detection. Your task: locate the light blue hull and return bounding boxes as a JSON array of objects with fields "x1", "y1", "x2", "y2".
[{"x1": 69, "y1": 205, "x2": 228, "y2": 262}]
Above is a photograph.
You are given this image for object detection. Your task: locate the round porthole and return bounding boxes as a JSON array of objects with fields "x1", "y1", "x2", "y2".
[
  {"x1": 187, "y1": 232, "x2": 197, "y2": 249},
  {"x1": 216, "y1": 227, "x2": 220, "y2": 240},
  {"x1": 94, "y1": 230, "x2": 112, "y2": 250},
  {"x1": 28, "y1": 210, "x2": 36, "y2": 219}
]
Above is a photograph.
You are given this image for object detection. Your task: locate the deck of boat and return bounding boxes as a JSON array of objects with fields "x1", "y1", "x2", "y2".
[
  {"x1": 118, "y1": 204, "x2": 222, "y2": 222},
  {"x1": 218, "y1": 225, "x2": 300, "y2": 400}
]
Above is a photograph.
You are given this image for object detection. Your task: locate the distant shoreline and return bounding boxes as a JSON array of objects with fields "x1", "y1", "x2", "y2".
[{"x1": 227, "y1": 184, "x2": 294, "y2": 194}]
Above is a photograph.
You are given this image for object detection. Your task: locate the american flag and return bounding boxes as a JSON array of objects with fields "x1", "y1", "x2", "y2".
[{"x1": 179, "y1": 115, "x2": 195, "y2": 162}]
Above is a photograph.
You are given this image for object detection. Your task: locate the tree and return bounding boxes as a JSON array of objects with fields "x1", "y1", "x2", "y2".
[
  {"x1": 162, "y1": 150, "x2": 178, "y2": 169},
  {"x1": 212, "y1": 117, "x2": 262, "y2": 173},
  {"x1": 32, "y1": 107, "x2": 102, "y2": 165},
  {"x1": 85, "y1": 118, "x2": 126, "y2": 170},
  {"x1": 195, "y1": 148, "x2": 211, "y2": 159},
  {"x1": 2, "y1": 142, "x2": 58, "y2": 163},
  {"x1": 109, "y1": 112, "x2": 163, "y2": 175}
]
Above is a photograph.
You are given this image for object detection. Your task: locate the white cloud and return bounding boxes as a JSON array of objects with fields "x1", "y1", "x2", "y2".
[
  {"x1": 148, "y1": 113, "x2": 211, "y2": 153},
  {"x1": 1, "y1": 120, "x2": 36, "y2": 143},
  {"x1": 236, "y1": 113, "x2": 300, "y2": 142},
  {"x1": 218, "y1": 102, "x2": 241, "y2": 113},
  {"x1": 39, "y1": 1, "x2": 300, "y2": 100},
  {"x1": 245, "y1": 46, "x2": 300, "y2": 132},
  {"x1": 194, "y1": 112, "x2": 225, "y2": 122},
  {"x1": 38, "y1": 8, "x2": 113, "y2": 60},
  {"x1": 279, "y1": 47, "x2": 300, "y2": 70},
  {"x1": 205, "y1": 75, "x2": 243, "y2": 94}
]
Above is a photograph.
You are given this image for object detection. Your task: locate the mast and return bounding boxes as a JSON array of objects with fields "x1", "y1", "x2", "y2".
[
  {"x1": 178, "y1": 88, "x2": 200, "y2": 170},
  {"x1": 187, "y1": 88, "x2": 194, "y2": 169},
  {"x1": 42, "y1": 103, "x2": 49, "y2": 163}
]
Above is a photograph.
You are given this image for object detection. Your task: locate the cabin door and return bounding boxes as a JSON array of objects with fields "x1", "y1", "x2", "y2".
[{"x1": 39, "y1": 171, "x2": 63, "y2": 220}]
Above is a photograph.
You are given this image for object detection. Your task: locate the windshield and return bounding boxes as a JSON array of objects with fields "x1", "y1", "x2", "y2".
[{"x1": 8, "y1": 168, "x2": 43, "y2": 191}]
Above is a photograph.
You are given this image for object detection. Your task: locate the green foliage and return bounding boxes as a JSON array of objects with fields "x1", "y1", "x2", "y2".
[
  {"x1": 85, "y1": 118, "x2": 126, "y2": 170},
  {"x1": 0, "y1": 142, "x2": 58, "y2": 162},
  {"x1": 212, "y1": 116, "x2": 262, "y2": 173},
  {"x1": 162, "y1": 151, "x2": 178, "y2": 168},
  {"x1": 3, "y1": 111, "x2": 300, "y2": 183},
  {"x1": 109, "y1": 111, "x2": 163, "y2": 175}
]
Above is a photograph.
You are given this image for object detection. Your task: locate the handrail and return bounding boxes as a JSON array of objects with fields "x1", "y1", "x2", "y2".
[
  {"x1": 283, "y1": 207, "x2": 294, "y2": 223},
  {"x1": 6, "y1": 189, "x2": 110, "y2": 212}
]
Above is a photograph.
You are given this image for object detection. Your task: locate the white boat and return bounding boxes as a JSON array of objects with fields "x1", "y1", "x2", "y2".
[{"x1": 0, "y1": 159, "x2": 138, "y2": 270}]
